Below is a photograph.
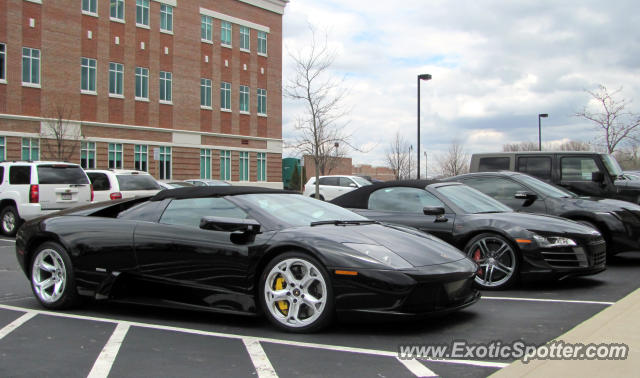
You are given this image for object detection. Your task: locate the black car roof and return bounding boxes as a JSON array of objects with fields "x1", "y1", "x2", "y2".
[
  {"x1": 330, "y1": 180, "x2": 442, "y2": 209},
  {"x1": 449, "y1": 171, "x2": 520, "y2": 179},
  {"x1": 150, "y1": 186, "x2": 292, "y2": 201}
]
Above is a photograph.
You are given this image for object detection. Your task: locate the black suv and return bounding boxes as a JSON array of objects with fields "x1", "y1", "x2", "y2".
[{"x1": 469, "y1": 151, "x2": 640, "y2": 204}]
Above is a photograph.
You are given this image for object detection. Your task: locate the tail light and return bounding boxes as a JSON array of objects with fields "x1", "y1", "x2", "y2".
[
  {"x1": 90, "y1": 184, "x2": 94, "y2": 202},
  {"x1": 29, "y1": 185, "x2": 39, "y2": 203},
  {"x1": 110, "y1": 192, "x2": 123, "y2": 200}
]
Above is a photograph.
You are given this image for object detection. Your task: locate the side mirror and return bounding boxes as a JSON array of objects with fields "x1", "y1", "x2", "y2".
[
  {"x1": 423, "y1": 207, "x2": 448, "y2": 222},
  {"x1": 200, "y1": 216, "x2": 261, "y2": 244},
  {"x1": 592, "y1": 171, "x2": 605, "y2": 183},
  {"x1": 348, "y1": 183, "x2": 357, "y2": 188},
  {"x1": 514, "y1": 191, "x2": 538, "y2": 207}
]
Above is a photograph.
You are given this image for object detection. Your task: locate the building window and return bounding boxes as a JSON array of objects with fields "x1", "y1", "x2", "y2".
[
  {"x1": 240, "y1": 26, "x2": 250, "y2": 50},
  {"x1": 0, "y1": 43, "x2": 5, "y2": 82},
  {"x1": 200, "y1": 78, "x2": 212, "y2": 108},
  {"x1": 134, "y1": 144, "x2": 147, "y2": 171},
  {"x1": 239, "y1": 151, "x2": 249, "y2": 181},
  {"x1": 82, "y1": 0, "x2": 97, "y2": 15},
  {"x1": 221, "y1": 21, "x2": 232, "y2": 46},
  {"x1": 201, "y1": 16, "x2": 212, "y2": 42},
  {"x1": 0, "y1": 137, "x2": 5, "y2": 161},
  {"x1": 257, "y1": 31, "x2": 267, "y2": 55},
  {"x1": 200, "y1": 149, "x2": 211, "y2": 179},
  {"x1": 239, "y1": 85, "x2": 249, "y2": 113},
  {"x1": 136, "y1": 0, "x2": 149, "y2": 27},
  {"x1": 220, "y1": 82, "x2": 231, "y2": 110},
  {"x1": 257, "y1": 88, "x2": 267, "y2": 115},
  {"x1": 257, "y1": 152, "x2": 266, "y2": 181},
  {"x1": 135, "y1": 67, "x2": 149, "y2": 100},
  {"x1": 109, "y1": 62, "x2": 124, "y2": 96},
  {"x1": 22, "y1": 47, "x2": 40, "y2": 86},
  {"x1": 22, "y1": 138, "x2": 39, "y2": 161},
  {"x1": 159, "y1": 71, "x2": 172, "y2": 103},
  {"x1": 81, "y1": 57, "x2": 97, "y2": 93},
  {"x1": 108, "y1": 143, "x2": 123, "y2": 169},
  {"x1": 110, "y1": 0, "x2": 124, "y2": 21},
  {"x1": 220, "y1": 150, "x2": 231, "y2": 180},
  {"x1": 80, "y1": 142, "x2": 96, "y2": 169},
  {"x1": 159, "y1": 146, "x2": 171, "y2": 180},
  {"x1": 160, "y1": 4, "x2": 173, "y2": 32}
]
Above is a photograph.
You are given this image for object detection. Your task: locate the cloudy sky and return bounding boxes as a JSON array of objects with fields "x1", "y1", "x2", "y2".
[{"x1": 279, "y1": 0, "x2": 640, "y2": 175}]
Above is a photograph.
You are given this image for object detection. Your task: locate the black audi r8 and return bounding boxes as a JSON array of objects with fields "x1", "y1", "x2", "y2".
[
  {"x1": 448, "y1": 171, "x2": 640, "y2": 255},
  {"x1": 16, "y1": 186, "x2": 479, "y2": 332},
  {"x1": 330, "y1": 180, "x2": 607, "y2": 290}
]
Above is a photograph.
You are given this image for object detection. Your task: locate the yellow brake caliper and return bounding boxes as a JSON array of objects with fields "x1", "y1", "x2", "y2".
[{"x1": 275, "y1": 276, "x2": 289, "y2": 314}]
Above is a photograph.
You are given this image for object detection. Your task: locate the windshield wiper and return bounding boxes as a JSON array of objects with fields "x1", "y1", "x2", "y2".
[{"x1": 310, "y1": 220, "x2": 379, "y2": 227}]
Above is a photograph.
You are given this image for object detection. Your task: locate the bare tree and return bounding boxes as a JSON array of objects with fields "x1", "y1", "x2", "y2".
[
  {"x1": 285, "y1": 26, "x2": 352, "y2": 198},
  {"x1": 437, "y1": 141, "x2": 469, "y2": 177},
  {"x1": 558, "y1": 140, "x2": 592, "y2": 151},
  {"x1": 575, "y1": 85, "x2": 640, "y2": 153},
  {"x1": 385, "y1": 132, "x2": 410, "y2": 180},
  {"x1": 318, "y1": 142, "x2": 350, "y2": 175},
  {"x1": 40, "y1": 102, "x2": 81, "y2": 162},
  {"x1": 502, "y1": 141, "x2": 539, "y2": 152}
]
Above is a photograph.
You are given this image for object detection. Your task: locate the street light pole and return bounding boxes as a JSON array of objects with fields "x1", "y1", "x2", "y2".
[
  {"x1": 538, "y1": 113, "x2": 548, "y2": 151},
  {"x1": 417, "y1": 73, "x2": 432, "y2": 179}
]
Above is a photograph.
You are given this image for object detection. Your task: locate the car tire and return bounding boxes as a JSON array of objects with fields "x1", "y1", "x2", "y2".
[
  {"x1": 30, "y1": 242, "x2": 80, "y2": 310},
  {"x1": 1, "y1": 205, "x2": 22, "y2": 237},
  {"x1": 464, "y1": 233, "x2": 519, "y2": 290},
  {"x1": 259, "y1": 252, "x2": 334, "y2": 333}
]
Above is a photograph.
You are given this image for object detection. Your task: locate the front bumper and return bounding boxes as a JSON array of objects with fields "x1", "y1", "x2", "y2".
[
  {"x1": 521, "y1": 234, "x2": 607, "y2": 276},
  {"x1": 330, "y1": 258, "x2": 480, "y2": 317}
]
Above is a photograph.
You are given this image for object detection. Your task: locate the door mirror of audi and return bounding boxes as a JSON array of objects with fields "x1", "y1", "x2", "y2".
[
  {"x1": 514, "y1": 191, "x2": 538, "y2": 207},
  {"x1": 423, "y1": 206, "x2": 448, "y2": 222},
  {"x1": 199, "y1": 216, "x2": 261, "y2": 243}
]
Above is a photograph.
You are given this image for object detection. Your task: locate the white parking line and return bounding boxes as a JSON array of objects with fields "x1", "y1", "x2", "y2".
[
  {"x1": 482, "y1": 296, "x2": 615, "y2": 306},
  {"x1": 0, "y1": 311, "x2": 36, "y2": 340},
  {"x1": 243, "y1": 337, "x2": 278, "y2": 378},
  {"x1": 0, "y1": 304, "x2": 509, "y2": 375},
  {"x1": 0, "y1": 239, "x2": 15, "y2": 243},
  {"x1": 397, "y1": 357, "x2": 437, "y2": 377},
  {"x1": 87, "y1": 323, "x2": 130, "y2": 378}
]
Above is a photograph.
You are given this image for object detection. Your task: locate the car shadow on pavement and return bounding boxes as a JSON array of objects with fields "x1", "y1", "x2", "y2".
[{"x1": 606, "y1": 251, "x2": 640, "y2": 267}]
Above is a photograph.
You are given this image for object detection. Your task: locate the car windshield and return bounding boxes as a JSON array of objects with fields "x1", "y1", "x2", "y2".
[
  {"x1": 352, "y1": 176, "x2": 372, "y2": 186},
  {"x1": 239, "y1": 193, "x2": 367, "y2": 227},
  {"x1": 515, "y1": 174, "x2": 575, "y2": 198},
  {"x1": 601, "y1": 154, "x2": 623, "y2": 177},
  {"x1": 436, "y1": 184, "x2": 512, "y2": 214},
  {"x1": 116, "y1": 175, "x2": 161, "y2": 190}
]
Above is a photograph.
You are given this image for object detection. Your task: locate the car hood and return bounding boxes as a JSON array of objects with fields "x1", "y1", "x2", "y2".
[
  {"x1": 467, "y1": 212, "x2": 596, "y2": 235},
  {"x1": 297, "y1": 223, "x2": 468, "y2": 267}
]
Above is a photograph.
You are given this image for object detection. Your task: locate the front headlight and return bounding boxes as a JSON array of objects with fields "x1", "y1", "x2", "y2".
[
  {"x1": 343, "y1": 243, "x2": 413, "y2": 269},
  {"x1": 532, "y1": 234, "x2": 577, "y2": 248}
]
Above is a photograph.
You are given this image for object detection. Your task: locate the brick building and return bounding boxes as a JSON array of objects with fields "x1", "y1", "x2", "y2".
[
  {"x1": 352, "y1": 164, "x2": 394, "y2": 181},
  {"x1": 0, "y1": 0, "x2": 287, "y2": 187}
]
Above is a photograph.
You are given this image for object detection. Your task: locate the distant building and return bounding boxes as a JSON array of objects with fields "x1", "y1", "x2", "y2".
[
  {"x1": 352, "y1": 164, "x2": 395, "y2": 181},
  {"x1": 0, "y1": 0, "x2": 288, "y2": 187},
  {"x1": 299, "y1": 155, "x2": 394, "y2": 182}
]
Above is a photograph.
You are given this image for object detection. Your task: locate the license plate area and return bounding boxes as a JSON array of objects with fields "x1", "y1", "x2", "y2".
[{"x1": 61, "y1": 193, "x2": 72, "y2": 200}]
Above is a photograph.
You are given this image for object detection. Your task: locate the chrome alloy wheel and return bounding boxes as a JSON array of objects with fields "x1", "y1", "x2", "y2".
[
  {"x1": 2, "y1": 211, "x2": 15, "y2": 234},
  {"x1": 264, "y1": 258, "x2": 328, "y2": 328},
  {"x1": 467, "y1": 237, "x2": 516, "y2": 288},
  {"x1": 32, "y1": 249, "x2": 67, "y2": 304}
]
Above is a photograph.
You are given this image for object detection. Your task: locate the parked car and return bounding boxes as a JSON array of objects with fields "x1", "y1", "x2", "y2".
[
  {"x1": 0, "y1": 161, "x2": 92, "y2": 236},
  {"x1": 158, "y1": 181, "x2": 195, "y2": 189},
  {"x1": 184, "y1": 179, "x2": 231, "y2": 186},
  {"x1": 16, "y1": 186, "x2": 479, "y2": 332},
  {"x1": 331, "y1": 180, "x2": 606, "y2": 289},
  {"x1": 303, "y1": 175, "x2": 372, "y2": 201},
  {"x1": 448, "y1": 171, "x2": 640, "y2": 255},
  {"x1": 85, "y1": 170, "x2": 161, "y2": 201},
  {"x1": 469, "y1": 151, "x2": 640, "y2": 204}
]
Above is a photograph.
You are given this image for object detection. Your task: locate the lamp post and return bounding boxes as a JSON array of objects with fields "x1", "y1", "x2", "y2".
[
  {"x1": 538, "y1": 113, "x2": 548, "y2": 151},
  {"x1": 409, "y1": 145, "x2": 413, "y2": 179},
  {"x1": 417, "y1": 73, "x2": 432, "y2": 179}
]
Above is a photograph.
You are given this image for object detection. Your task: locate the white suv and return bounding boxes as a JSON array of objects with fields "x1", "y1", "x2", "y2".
[
  {"x1": 303, "y1": 175, "x2": 372, "y2": 201},
  {"x1": 0, "y1": 161, "x2": 93, "y2": 236},
  {"x1": 85, "y1": 170, "x2": 161, "y2": 202}
]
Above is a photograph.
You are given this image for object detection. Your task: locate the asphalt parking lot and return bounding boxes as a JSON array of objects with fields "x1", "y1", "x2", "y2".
[{"x1": 0, "y1": 236, "x2": 638, "y2": 378}]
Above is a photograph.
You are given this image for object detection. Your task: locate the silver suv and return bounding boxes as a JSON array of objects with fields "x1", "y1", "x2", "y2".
[{"x1": 0, "y1": 161, "x2": 93, "y2": 236}]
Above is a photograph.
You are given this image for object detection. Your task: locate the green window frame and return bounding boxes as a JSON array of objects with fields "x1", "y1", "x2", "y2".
[
  {"x1": 134, "y1": 145, "x2": 148, "y2": 171},
  {"x1": 135, "y1": 67, "x2": 149, "y2": 99},
  {"x1": 159, "y1": 71, "x2": 172, "y2": 102},
  {"x1": 22, "y1": 138, "x2": 39, "y2": 161},
  {"x1": 109, "y1": 62, "x2": 124, "y2": 96},
  {"x1": 136, "y1": 0, "x2": 149, "y2": 26},
  {"x1": 220, "y1": 150, "x2": 231, "y2": 180},
  {"x1": 239, "y1": 85, "x2": 249, "y2": 113},
  {"x1": 240, "y1": 26, "x2": 250, "y2": 50},
  {"x1": 220, "y1": 82, "x2": 231, "y2": 110},
  {"x1": 257, "y1": 88, "x2": 267, "y2": 115},
  {"x1": 82, "y1": 0, "x2": 97, "y2": 15},
  {"x1": 81, "y1": 57, "x2": 97, "y2": 92},
  {"x1": 0, "y1": 43, "x2": 5, "y2": 82},
  {"x1": 159, "y1": 146, "x2": 171, "y2": 179},
  {"x1": 221, "y1": 21, "x2": 232, "y2": 46},
  {"x1": 257, "y1": 152, "x2": 266, "y2": 181},
  {"x1": 201, "y1": 16, "x2": 212, "y2": 42},
  {"x1": 257, "y1": 31, "x2": 267, "y2": 55},
  {"x1": 239, "y1": 151, "x2": 249, "y2": 181},
  {"x1": 160, "y1": 4, "x2": 173, "y2": 32},
  {"x1": 110, "y1": 0, "x2": 124, "y2": 21},
  {"x1": 108, "y1": 143, "x2": 123, "y2": 169},
  {"x1": 201, "y1": 78, "x2": 212, "y2": 108},
  {"x1": 0, "y1": 137, "x2": 5, "y2": 161},
  {"x1": 80, "y1": 142, "x2": 96, "y2": 169},
  {"x1": 22, "y1": 47, "x2": 40, "y2": 85},
  {"x1": 200, "y1": 149, "x2": 211, "y2": 179}
]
